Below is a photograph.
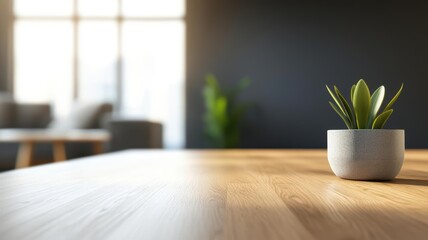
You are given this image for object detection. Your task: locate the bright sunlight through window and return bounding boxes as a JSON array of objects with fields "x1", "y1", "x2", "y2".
[{"x1": 14, "y1": 0, "x2": 185, "y2": 148}]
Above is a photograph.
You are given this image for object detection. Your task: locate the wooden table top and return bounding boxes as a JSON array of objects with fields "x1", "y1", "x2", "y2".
[
  {"x1": 0, "y1": 149, "x2": 427, "y2": 240},
  {"x1": 0, "y1": 129, "x2": 110, "y2": 142}
]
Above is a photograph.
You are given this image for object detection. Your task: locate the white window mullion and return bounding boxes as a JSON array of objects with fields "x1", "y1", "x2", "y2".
[{"x1": 13, "y1": 0, "x2": 186, "y2": 148}]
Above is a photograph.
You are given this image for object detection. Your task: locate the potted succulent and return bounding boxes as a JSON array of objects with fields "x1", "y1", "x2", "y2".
[{"x1": 326, "y1": 79, "x2": 404, "y2": 180}]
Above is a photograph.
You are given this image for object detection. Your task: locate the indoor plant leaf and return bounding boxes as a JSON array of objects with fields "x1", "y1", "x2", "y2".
[
  {"x1": 350, "y1": 84, "x2": 356, "y2": 103},
  {"x1": 205, "y1": 74, "x2": 221, "y2": 94},
  {"x1": 329, "y1": 101, "x2": 351, "y2": 129},
  {"x1": 203, "y1": 86, "x2": 216, "y2": 110},
  {"x1": 214, "y1": 96, "x2": 228, "y2": 127},
  {"x1": 335, "y1": 86, "x2": 356, "y2": 128},
  {"x1": 352, "y1": 79, "x2": 371, "y2": 129},
  {"x1": 203, "y1": 75, "x2": 221, "y2": 110},
  {"x1": 372, "y1": 109, "x2": 393, "y2": 129},
  {"x1": 367, "y1": 86, "x2": 385, "y2": 127},
  {"x1": 326, "y1": 85, "x2": 346, "y2": 115},
  {"x1": 384, "y1": 83, "x2": 403, "y2": 112},
  {"x1": 203, "y1": 74, "x2": 251, "y2": 148}
]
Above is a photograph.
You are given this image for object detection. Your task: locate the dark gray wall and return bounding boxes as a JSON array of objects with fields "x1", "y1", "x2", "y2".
[
  {"x1": 0, "y1": 0, "x2": 12, "y2": 91},
  {"x1": 186, "y1": 0, "x2": 428, "y2": 148}
]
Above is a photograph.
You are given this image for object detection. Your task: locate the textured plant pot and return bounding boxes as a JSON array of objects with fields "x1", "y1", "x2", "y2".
[{"x1": 327, "y1": 129, "x2": 405, "y2": 180}]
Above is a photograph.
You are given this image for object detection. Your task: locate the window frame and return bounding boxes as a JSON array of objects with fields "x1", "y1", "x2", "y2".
[{"x1": 12, "y1": 0, "x2": 186, "y2": 113}]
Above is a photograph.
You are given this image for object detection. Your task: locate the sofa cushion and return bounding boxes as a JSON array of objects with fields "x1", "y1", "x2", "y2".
[
  {"x1": 48, "y1": 102, "x2": 112, "y2": 130},
  {"x1": 15, "y1": 104, "x2": 52, "y2": 128},
  {"x1": 0, "y1": 93, "x2": 15, "y2": 128},
  {"x1": 106, "y1": 119, "x2": 163, "y2": 151},
  {"x1": 0, "y1": 102, "x2": 15, "y2": 128}
]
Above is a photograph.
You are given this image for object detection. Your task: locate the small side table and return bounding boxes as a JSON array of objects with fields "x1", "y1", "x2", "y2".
[{"x1": 0, "y1": 129, "x2": 111, "y2": 168}]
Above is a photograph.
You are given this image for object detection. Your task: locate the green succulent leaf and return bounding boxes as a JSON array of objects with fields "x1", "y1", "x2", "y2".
[
  {"x1": 326, "y1": 85, "x2": 345, "y2": 114},
  {"x1": 350, "y1": 84, "x2": 356, "y2": 103},
  {"x1": 352, "y1": 79, "x2": 371, "y2": 129},
  {"x1": 384, "y1": 83, "x2": 403, "y2": 112},
  {"x1": 372, "y1": 109, "x2": 393, "y2": 129},
  {"x1": 327, "y1": 79, "x2": 403, "y2": 130},
  {"x1": 334, "y1": 86, "x2": 356, "y2": 128},
  {"x1": 368, "y1": 86, "x2": 385, "y2": 127},
  {"x1": 329, "y1": 101, "x2": 351, "y2": 129}
]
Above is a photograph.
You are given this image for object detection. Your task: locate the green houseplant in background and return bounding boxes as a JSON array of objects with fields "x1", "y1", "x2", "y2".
[
  {"x1": 326, "y1": 79, "x2": 405, "y2": 181},
  {"x1": 203, "y1": 74, "x2": 251, "y2": 148}
]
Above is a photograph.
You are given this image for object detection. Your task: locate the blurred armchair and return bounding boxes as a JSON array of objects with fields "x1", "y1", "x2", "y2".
[
  {"x1": 0, "y1": 98, "x2": 163, "y2": 170},
  {"x1": 106, "y1": 119, "x2": 163, "y2": 151}
]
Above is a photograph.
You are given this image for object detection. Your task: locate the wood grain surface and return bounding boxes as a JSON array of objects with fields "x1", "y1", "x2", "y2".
[{"x1": 0, "y1": 149, "x2": 427, "y2": 240}]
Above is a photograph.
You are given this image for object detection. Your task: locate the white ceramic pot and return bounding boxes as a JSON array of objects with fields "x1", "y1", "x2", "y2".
[{"x1": 327, "y1": 129, "x2": 405, "y2": 180}]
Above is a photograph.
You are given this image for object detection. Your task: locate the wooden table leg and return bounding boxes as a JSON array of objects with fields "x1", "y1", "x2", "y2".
[
  {"x1": 16, "y1": 141, "x2": 34, "y2": 169},
  {"x1": 53, "y1": 141, "x2": 67, "y2": 162},
  {"x1": 93, "y1": 142, "x2": 104, "y2": 155}
]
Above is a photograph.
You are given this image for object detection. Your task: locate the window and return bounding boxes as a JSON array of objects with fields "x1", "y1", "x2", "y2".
[{"x1": 14, "y1": 0, "x2": 185, "y2": 148}]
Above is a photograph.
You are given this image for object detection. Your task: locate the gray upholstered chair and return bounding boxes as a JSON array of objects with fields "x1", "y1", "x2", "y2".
[
  {"x1": 106, "y1": 119, "x2": 163, "y2": 151},
  {"x1": 0, "y1": 99, "x2": 163, "y2": 171}
]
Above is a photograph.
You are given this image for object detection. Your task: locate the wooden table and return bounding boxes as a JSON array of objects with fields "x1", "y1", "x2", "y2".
[
  {"x1": 0, "y1": 129, "x2": 111, "y2": 168},
  {"x1": 0, "y1": 149, "x2": 427, "y2": 240}
]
